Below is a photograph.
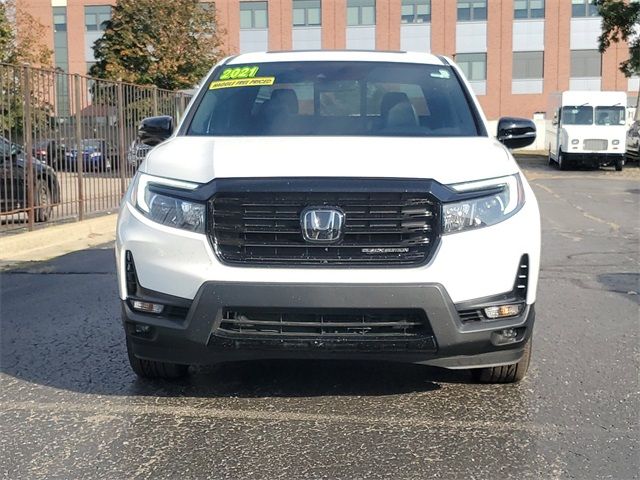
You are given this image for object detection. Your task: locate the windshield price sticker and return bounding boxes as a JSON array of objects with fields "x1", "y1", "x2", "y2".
[
  {"x1": 430, "y1": 69, "x2": 451, "y2": 79},
  {"x1": 209, "y1": 77, "x2": 275, "y2": 90},
  {"x1": 219, "y1": 66, "x2": 260, "y2": 80}
]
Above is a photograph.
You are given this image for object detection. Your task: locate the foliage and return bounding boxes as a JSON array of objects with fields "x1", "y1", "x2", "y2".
[
  {"x1": 0, "y1": 1, "x2": 54, "y2": 138},
  {"x1": 90, "y1": 0, "x2": 224, "y2": 90},
  {"x1": 594, "y1": 0, "x2": 640, "y2": 77},
  {"x1": 0, "y1": 0, "x2": 52, "y2": 66}
]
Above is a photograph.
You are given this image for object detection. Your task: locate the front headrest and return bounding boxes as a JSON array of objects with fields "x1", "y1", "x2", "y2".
[{"x1": 270, "y1": 89, "x2": 299, "y2": 114}]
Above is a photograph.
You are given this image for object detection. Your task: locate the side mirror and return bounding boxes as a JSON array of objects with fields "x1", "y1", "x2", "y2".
[
  {"x1": 138, "y1": 115, "x2": 174, "y2": 147},
  {"x1": 497, "y1": 117, "x2": 536, "y2": 150}
]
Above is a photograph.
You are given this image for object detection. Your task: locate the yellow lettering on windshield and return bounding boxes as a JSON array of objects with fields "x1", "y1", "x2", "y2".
[
  {"x1": 219, "y1": 66, "x2": 260, "y2": 80},
  {"x1": 209, "y1": 77, "x2": 275, "y2": 90}
]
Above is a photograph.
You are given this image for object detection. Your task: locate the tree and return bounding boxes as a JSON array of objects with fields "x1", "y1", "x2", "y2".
[
  {"x1": 90, "y1": 0, "x2": 224, "y2": 90},
  {"x1": 0, "y1": 0, "x2": 52, "y2": 65},
  {"x1": 594, "y1": 0, "x2": 640, "y2": 77},
  {"x1": 0, "y1": 3, "x2": 12, "y2": 63},
  {"x1": 0, "y1": 1, "x2": 53, "y2": 138}
]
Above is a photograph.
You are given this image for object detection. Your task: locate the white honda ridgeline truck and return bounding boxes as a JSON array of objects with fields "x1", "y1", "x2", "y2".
[{"x1": 116, "y1": 51, "x2": 541, "y2": 383}]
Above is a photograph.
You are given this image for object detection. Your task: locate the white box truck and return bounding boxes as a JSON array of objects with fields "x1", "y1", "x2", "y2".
[{"x1": 546, "y1": 91, "x2": 627, "y2": 171}]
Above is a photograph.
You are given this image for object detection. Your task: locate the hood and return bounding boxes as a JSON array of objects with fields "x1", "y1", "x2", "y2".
[
  {"x1": 16, "y1": 155, "x2": 52, "y2": 173},
  {"x1": 142, "y1": 136, "x2": 518, "y2": 186}
]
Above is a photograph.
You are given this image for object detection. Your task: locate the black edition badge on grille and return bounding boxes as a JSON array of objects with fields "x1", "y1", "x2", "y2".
[{"x1": 300, "y1": 207, "x2": 345, "y2": 243}]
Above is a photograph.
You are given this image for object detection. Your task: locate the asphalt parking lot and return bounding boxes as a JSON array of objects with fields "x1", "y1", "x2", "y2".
[{"x1": 1, "y1": 156, "x2": 638, "y2": 479}]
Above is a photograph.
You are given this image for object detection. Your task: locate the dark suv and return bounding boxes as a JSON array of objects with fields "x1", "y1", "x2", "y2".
[{"x1": 0, "y1": 137, "x2": 61, "y2": 222}]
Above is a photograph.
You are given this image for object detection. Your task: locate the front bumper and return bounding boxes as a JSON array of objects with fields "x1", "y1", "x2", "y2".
[
  {"x1": 565, "y1": 152, "x2": 624, "y2": 167},
  {"x1": 124, "y1": 282, "x2": 535, "y2": 369}
]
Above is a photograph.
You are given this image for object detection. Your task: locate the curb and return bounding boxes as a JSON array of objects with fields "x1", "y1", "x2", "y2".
[
  {"x1": 514, "y1": 150, "x2": 547, "y2": 157},
  {"x1": 0, "y1": 215, "x2": 117, "y2": 268}
]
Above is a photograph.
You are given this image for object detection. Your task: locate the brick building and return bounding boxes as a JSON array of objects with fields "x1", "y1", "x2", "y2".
[{"x1": 18, "y1": 0, "x2": 639, "y2": 119}]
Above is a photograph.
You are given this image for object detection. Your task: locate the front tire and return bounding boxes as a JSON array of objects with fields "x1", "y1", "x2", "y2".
[
  {"x1": 558, "y1": 151, "x2": 570, "y2": 171},
  {"x1": 471, "y1": 340, "x2": 532, "y2": 384},
  {"x1": 126, "y1": 338, "x2": 189, "y2": 379},
  {"x1": 615, "y1": 158, "x2": 624, "y2": 171}
]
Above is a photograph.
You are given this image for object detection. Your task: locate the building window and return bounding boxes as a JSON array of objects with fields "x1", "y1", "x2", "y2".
[
  {"x1": 457, "y1": 0, "x2": 487, "y2": 21},
  {"x1": 570, "y1": 50, "x2": 602, "y2": 77},
  {"x1": 347, "y1": 0, "x2": 375, "y2": 26},
  {"x1": 293, "y1": 0, "x2": 321, "y2": 27},
  {"x1": 571, "y1": 0, "x2": 599, "y2": 17},
  {"x1": 401, "y1": 0, "x2": 431, "y2": 24},
  {"x1": 456, "y1": 53, "x2": 487, "y2": 81},
  {"x1": 240, "y1": 1, "x2": 268, "y2": 29},
  {"x1": 85, "y1": 5, "x2": 111, "y2": 32},
  {"x1": 513, "y1": 51, "x2": 543, "y2": 79},
  {"x1": 52, "y1": 6, "x2": 69, "y2": 115},
  {"x1": 52, "y1": 6, "x2": 68, "y2": 69},
  {"x1": 53, "y1": 8, "x2": 67, "y2": 33},
  {"x1": 514, "y1": 0, "x2": 544, "y2": 19}
]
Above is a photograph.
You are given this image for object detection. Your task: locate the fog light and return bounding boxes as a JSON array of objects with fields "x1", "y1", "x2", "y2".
[
  {"x1": 134, "y1": 324, "x2": 152, "y2": 334},
  {"x1": 132, "y1": 300, "x2": 164, "y2": 314},
  {"x1": 491, "y1": 328, "x2": 520, "y2": 346},
  {"x1": 500, "y1": 328, "x2": 517, "y2": 338},
  {"x1": 484, "y1": 304, "x2": 523, "y2": 319}
]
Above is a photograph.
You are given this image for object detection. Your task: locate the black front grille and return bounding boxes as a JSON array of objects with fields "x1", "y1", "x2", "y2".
[
  {"x1": 210, "y1": 192, "x2": 439, "y2": 266},
  {"x1": 218, "y1": 308, "x2": 431, "y2": 339}
]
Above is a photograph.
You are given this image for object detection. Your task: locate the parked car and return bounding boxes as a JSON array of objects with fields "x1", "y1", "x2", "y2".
[
  {"x1": 126, "y1": 140, "x2": 151, "y2": 169},
  {"x1": 65, "y1": 139, "x2": 113, "y2": 171},
  {"x1": 1, "y1": 137, "x2": 61, "y2": 222},
  {"x1": 117, "y1": 51, "x2": 541, "y2": 383},
  {"x1": 33, "y1": 139, "x2": 67, "y2": 169}
]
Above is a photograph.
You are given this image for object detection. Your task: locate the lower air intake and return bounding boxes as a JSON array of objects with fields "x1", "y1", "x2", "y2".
[{"x1": 218, "y1": 308, "x2": 431, "y2": 339}]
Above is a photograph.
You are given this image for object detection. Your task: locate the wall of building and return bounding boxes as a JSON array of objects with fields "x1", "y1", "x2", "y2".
[{"x1": 17, "y1": 0, "x2": 639, "y2": 121}]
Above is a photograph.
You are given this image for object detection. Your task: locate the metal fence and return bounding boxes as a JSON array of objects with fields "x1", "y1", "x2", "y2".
[{"x1": 0, "y1": 63, "x2": 191, "y2": 234}]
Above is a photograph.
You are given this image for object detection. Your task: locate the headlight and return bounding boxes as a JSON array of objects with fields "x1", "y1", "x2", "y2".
[
  {"x1": 443, "y1": 174, "x2": 524, "y2": 234},
  {"x1": 612, "y1": 139, "x2": 620, "y2": 146},
  {"x1": 571, "y1": 139, "x2": 579, "y2": 145},
  {"x1": 129, "y1": 172, "x2": 205, "y2": 233}
]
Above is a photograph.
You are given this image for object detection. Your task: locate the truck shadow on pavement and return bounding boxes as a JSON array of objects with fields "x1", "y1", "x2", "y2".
[{"x1": 0, "y1": 247, "x2": 482, "y2": 399}]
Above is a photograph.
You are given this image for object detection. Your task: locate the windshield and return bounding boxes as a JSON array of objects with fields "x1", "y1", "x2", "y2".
[
  {"x1": 186, "y1": 61, "x2": 480, "y2": 137},
  {"x1": 595, "y1": 106, "x2": 625, "y2": 126},
  {"x1": 561, "y1": 106, "x2": 593, "y2": 125},
  {"x1": 81, "y1": 140, "x2": 103, "y2": 149}
]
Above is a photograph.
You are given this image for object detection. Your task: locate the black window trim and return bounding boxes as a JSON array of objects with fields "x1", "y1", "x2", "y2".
[{"x1": 437, "y1": 55, "x2": 488, "y2": 137}]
